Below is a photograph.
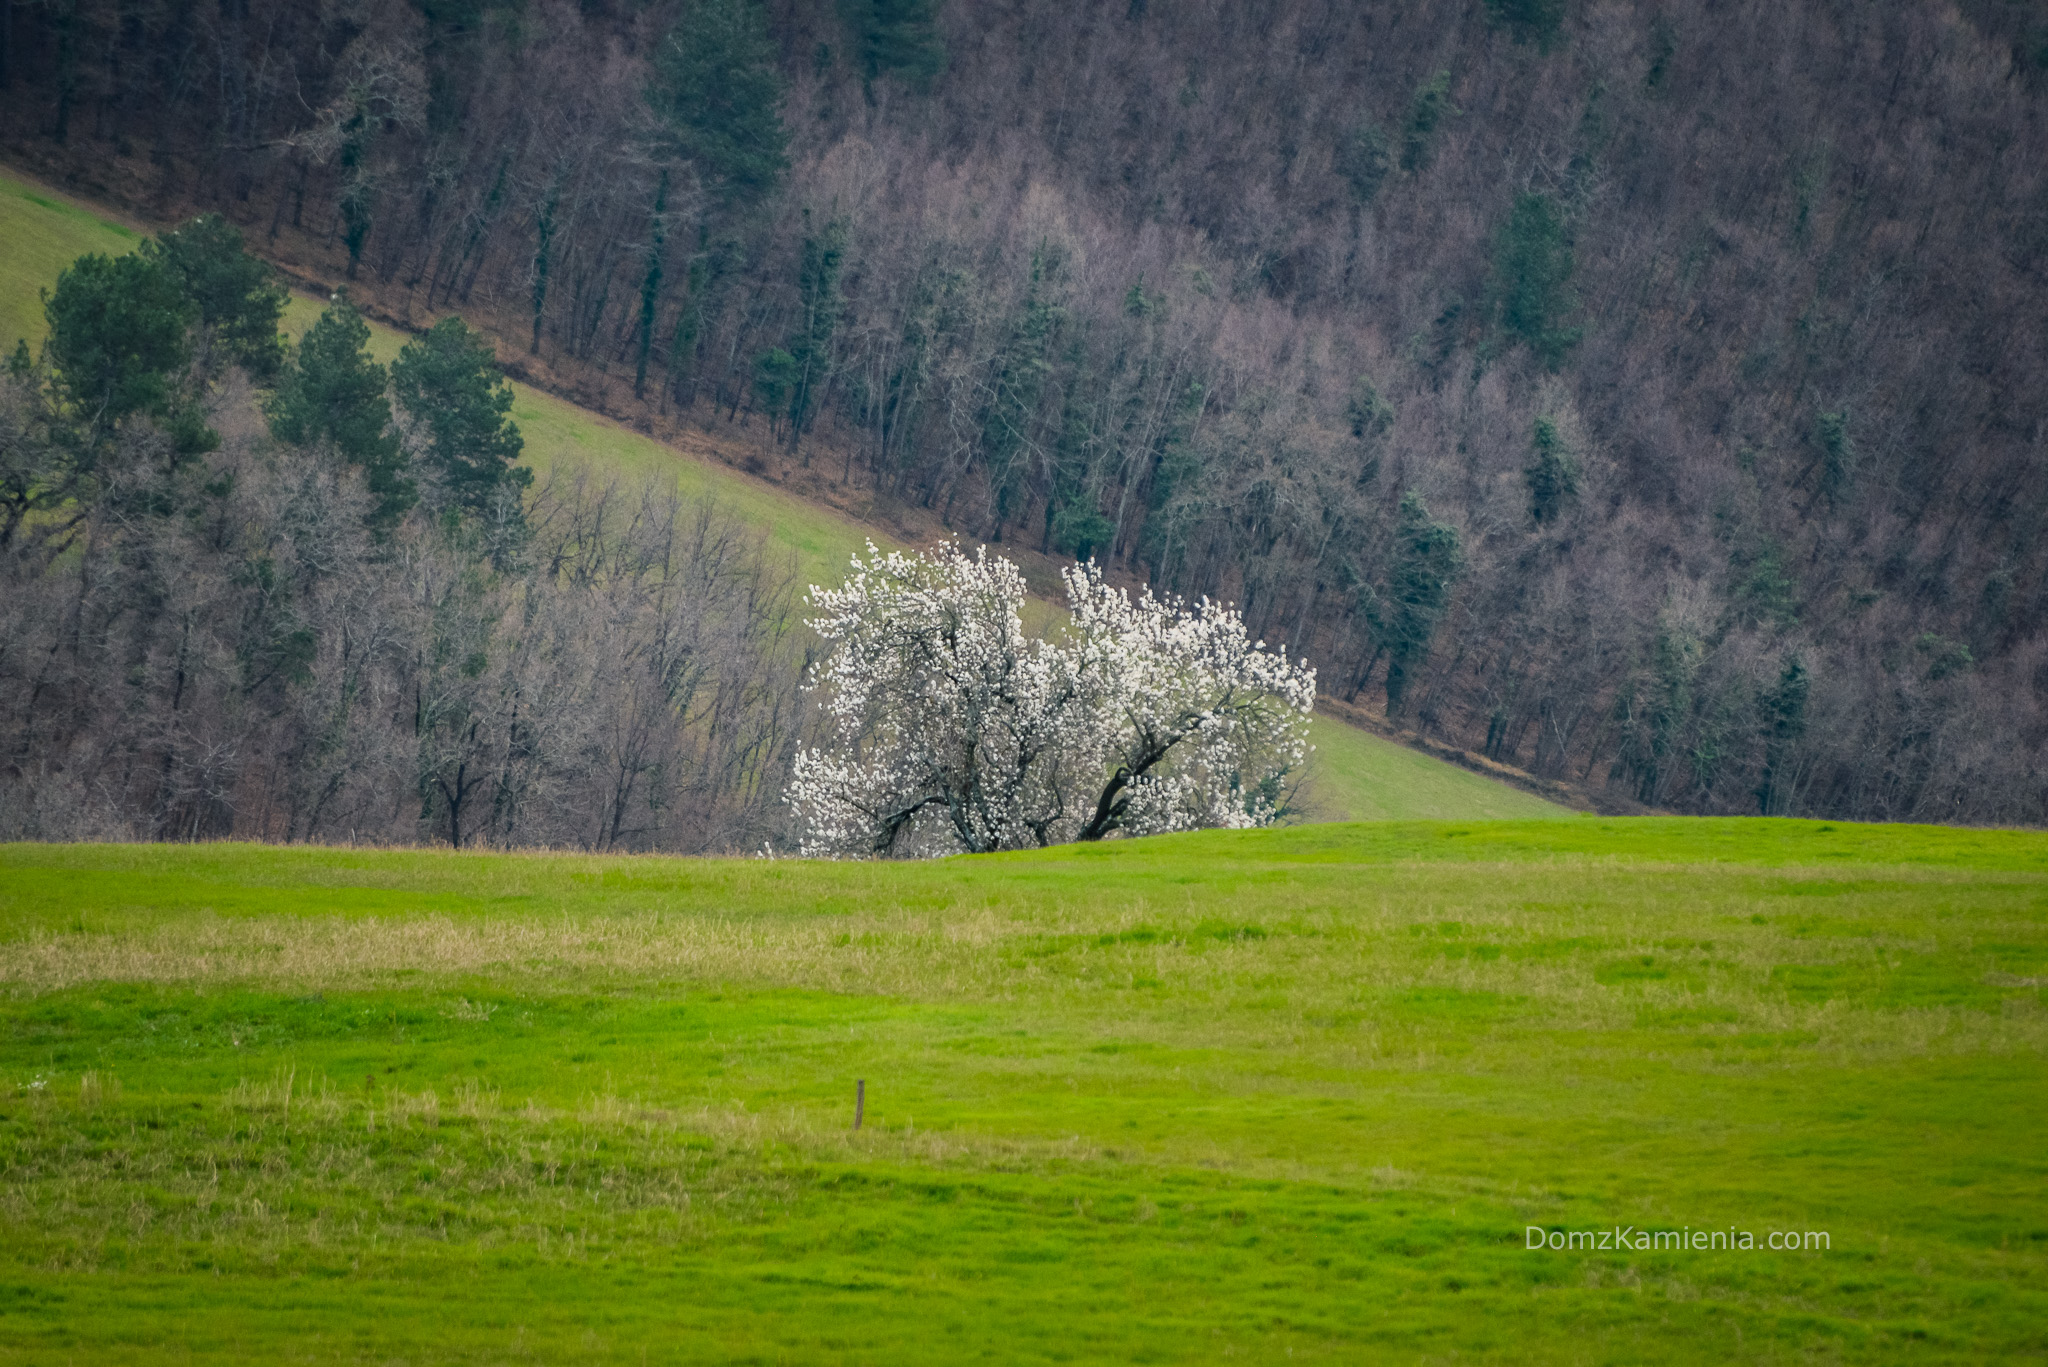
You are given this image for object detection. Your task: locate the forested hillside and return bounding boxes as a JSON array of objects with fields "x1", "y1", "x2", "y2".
[{"x1": 4, "y1": 0, "x2": 2045, "y2": 824}]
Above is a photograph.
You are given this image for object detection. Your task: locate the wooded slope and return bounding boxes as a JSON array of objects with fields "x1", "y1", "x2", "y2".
[{"x1": 4, "y1": 0, "x2": 2044, "y2": 823}]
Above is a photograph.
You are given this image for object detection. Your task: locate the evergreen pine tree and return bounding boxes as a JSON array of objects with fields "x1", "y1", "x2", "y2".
[
  {"x1": 1755, "y1": 654, "x2": 1808, "y2": 815},
  {"x1": 649, "y1": 0, "x2": 790, "y2": 202},
  {"x1": 841, "y1": 0, "x2": 946, "y2": 97},
  {"x1": 1377, "y1": 492, "x2": 1463, "y2": 712},
  {"x1": 143, "y1": 215, "x2": 288, "y2": 379},
  {"x1": 42, "y1": 252, "x2": 193, "y2": 421},
  {"x1": 752, "y1": 347, "x2": 798, "y2": 437},
  {"x1": 1491, "y1": 192, "x2": 1581, "y2": 366},
  {"x1": 786, "y1": 214, "x2": 847, "y2": 449},
  {"x1": 267, "y1": 296, "x2": 411, "y2": 525},
  {"x1": 1523, "y1": 415, "x2": 1579, "y2": 523},
  {"x1": 391, "y1": 316, "x2": 528, "y2": 519},
  {"x1": 1400, "y1": 71, "x2": 1451, "y2": 174}
]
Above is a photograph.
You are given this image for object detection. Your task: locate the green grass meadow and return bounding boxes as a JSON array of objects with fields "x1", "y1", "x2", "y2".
[
  {"x1": 2, "y1": 820, "x2": 2044, "y2": 1362},
  {"x1": 1299, "y1": 720, "x2": 1564, "y2": 822},
  {"x1": 0, "y1": 176, "x2": 142, "y2": 365}
]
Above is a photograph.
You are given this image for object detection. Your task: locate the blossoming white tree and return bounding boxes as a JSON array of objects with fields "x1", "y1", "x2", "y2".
[{"x1": 786, "y1": 543, "x2": 1316, "y2": 857}]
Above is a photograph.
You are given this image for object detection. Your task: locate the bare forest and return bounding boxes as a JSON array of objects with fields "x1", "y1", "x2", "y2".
[
  {"x1": 1, "y1": 366, "x2": 802, "y2": 846},
  {"x1": 4, "y1": 0, "x2": 2047, "y2": 835}
]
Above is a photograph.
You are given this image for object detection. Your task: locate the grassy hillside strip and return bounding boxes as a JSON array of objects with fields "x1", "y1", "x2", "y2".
[
  {"x1": 0, "y1": 178, "x2": 141, "y2": 366},
  {"x1": 0, "y1": 174, "x2": 872, "y2": 598},
  {"x1": 0, "y1": 820, "x2": 2043, "y2": 1360}
]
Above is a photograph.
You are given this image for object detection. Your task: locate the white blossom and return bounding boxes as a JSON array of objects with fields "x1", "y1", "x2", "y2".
[{"x1": 786, "y1": 543, "x2": 1315, "y2": 857}]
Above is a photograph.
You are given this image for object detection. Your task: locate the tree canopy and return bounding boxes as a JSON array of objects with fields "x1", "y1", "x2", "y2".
[
  {"x1": 788, "y1": 544, "x2": 1315, "y2": 857},
  {"x1": 649, "y1": 0, "x2": 790, "y2": 202},
  {"x1": 841, "y1": 0, "x2": 947, "y2": 94},
  {"x1": 141, "y1": 215, "x2": 288, "y2": 379},
  {"x1": 43, "y1": 253, "x2": 193, "y2": 422},
  {"x1": 267, "y1": 296, "x2": 410, "y2": 525},
  {"x1": 391, "y1": 315, "x2": 528, "y2": 518}
]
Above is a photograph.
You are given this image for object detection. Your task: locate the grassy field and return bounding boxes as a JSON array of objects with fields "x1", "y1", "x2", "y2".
[
  {"x1": 1, "y1": 821, "x2": 2043, "y2": 1362},
  {"x1": 1299, "y1": 718, "x2": 1564, "y2": 822},
  {"x1": 0, "y1": 165, "x2": 1568, "y2": 827},
  {"x1": 0, "y1": 175, "x2": 142, "y2": 364}
]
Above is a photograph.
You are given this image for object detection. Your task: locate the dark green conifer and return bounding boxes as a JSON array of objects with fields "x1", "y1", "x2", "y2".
[
  {"x1": 1491, "y1": 192, "x2": 1581, "y2": 366},
  {"x1": 392, "y1": 316, "x2": 527, "y2": 520},
  {"x1": 649, "y1": 0, "x2": 790, "y2": 202},
  {"x1": 1524, "y1": 415, "x2": 1579, "y2": 523},
  {"x1": 268, "y1": 296, "x2": 411, "y2": 526},
  {"x1": 143, "y1": 215, "x2": 288, "y2": 379},
  {"x1": 42, "y1": 252, "x2": 193, "y2": 421},
  {"x1": 841, "y1": 0, "x2": 947, "y2": 97}
]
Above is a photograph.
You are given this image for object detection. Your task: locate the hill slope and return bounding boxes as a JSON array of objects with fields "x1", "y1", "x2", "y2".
[
  {"x1": 0, "y1": 168, "x2": 1569, "y2": 827},
  {"x1": 2, "y1": 0, "x2": 2039, "y2": 823}
]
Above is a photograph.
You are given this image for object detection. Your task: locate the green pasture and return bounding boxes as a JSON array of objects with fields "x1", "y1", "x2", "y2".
[
  {"x1": 0, "y1": 176, "x2": 141, "y2": 365},
  {"x1": 1, "y1": 820, "x2": 2044, "y2": 1361},
  {"x1": 0, "y1": 166, "x2": 1568, "y2": 826},
  {"x1": 1300, "y1": 716, "x2": 1565, "y2": 821}
]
